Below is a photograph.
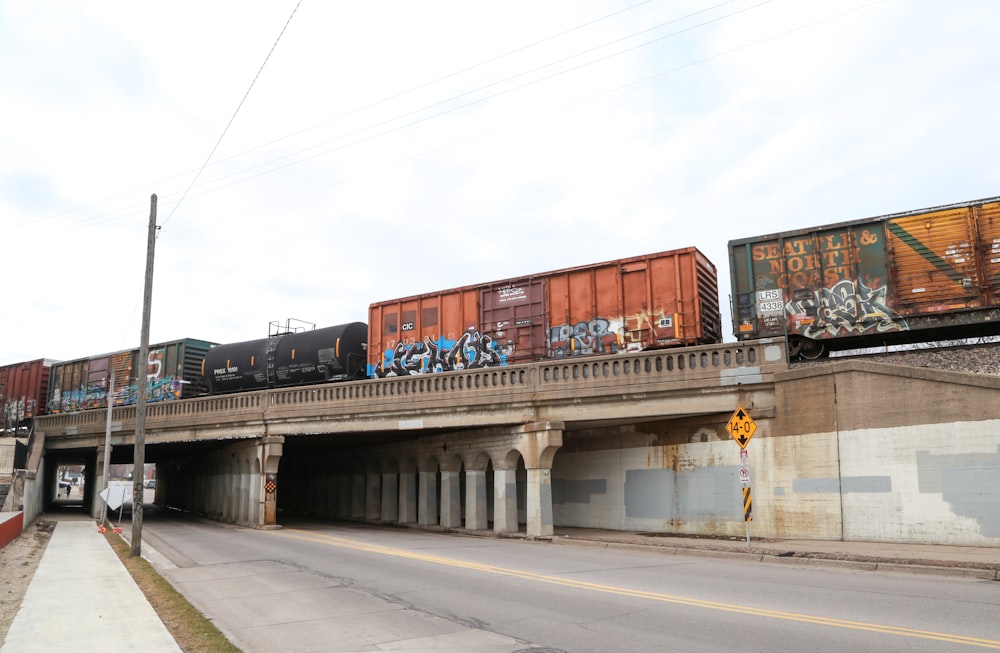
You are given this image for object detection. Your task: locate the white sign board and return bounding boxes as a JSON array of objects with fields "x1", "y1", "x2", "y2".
[{"x1": 99, "y1": 484, "x2": 129, "y2": 510}]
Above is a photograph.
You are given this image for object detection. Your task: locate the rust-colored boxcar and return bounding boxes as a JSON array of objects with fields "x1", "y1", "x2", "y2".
[
  {"x1": 0, "y1": 359, "x2": 52, "y2": 432},
  {"x1": 47, "y1": 338, "x2": 214, "y2": 413},
  {"x1": 729, "y1": 196, "x2": 1000, "y2": 358},
  {"x1": 368, "y1": 247, "x2": 721, "y2": 376}
]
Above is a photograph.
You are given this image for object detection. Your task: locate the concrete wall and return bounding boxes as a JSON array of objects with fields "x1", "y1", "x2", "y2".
[
  {"x1": 553, "y1": 442, "x2": 746, "y2": 536},
  {"x1": 0, "y1": 441, "x2": 14, "y2": 474},
  {"x1": 0, "y1": 512, "x2": 23, "y2": 548},
  {"x1": 550, "y1": 364, "x2": 1000, "y2": 547},
  {"x1": 838, "y1": 420, "x2": 1000, "y2": 544},
  {"x1": 21, "y1": 464, "x2": 44, "y2": 527}
]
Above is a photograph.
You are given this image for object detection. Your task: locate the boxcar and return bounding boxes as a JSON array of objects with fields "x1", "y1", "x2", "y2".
[
  {"x1": 47, "y1": 338, "x2": 215, "y2": 413},
  {"x1": 202, "y1": 322, "x2": 368, "y2": 393},
  {"x1": 368, "y1": 247, "x2": 721, "y2": 377},
  {"x1": 0, "y1": 358, "x2": 53, "y2": 432},
  {"x1": 729, "y1": 196, "x2": 1000, "y2": 358}
]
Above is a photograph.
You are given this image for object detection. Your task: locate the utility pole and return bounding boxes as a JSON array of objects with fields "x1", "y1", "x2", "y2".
[
  {"x1": 100, "y1": 370, "x2": 114, "y2": 526},
  {"x1": 133, "y1": 194, "x2": 157, "y2": 557}
]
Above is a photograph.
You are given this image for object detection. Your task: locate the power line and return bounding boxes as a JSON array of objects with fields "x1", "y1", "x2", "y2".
[
  {"x1": 13, "y1": 1, "x2": 878, "y2": 240},
  {"x1": 11, "y1": 0, "x2": 716, "y2": 235},
  {"x1": 159, "y1": 0, "x2": 304, "y2": 228}
]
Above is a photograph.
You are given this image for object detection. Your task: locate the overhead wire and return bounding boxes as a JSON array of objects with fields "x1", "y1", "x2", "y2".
[
  {"x1": 168, "y1": 0, "x2": 887, "y2": 238},
  {"x1": 157, "y1": 0, "x2": 303, "y2": 229},
  {"x1": 115, "y1": 0, "x2": 303, "y2": 349},
  {"x1": 163, "y1": 0, "x2": 789, "y2": 224},
  {"x1": 162, "y1": 0, "x2": 779, "y2": 231},
  {"x1": 14, "y1": 0, "x2": 733, "y2": 237},
  {"x1": 17, "y1": 0, "x2": 881, "y2": 241}
]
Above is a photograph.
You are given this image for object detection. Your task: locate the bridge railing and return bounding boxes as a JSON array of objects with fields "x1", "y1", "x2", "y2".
[{"x1": 37, "y1": 339, "x2": 786, "y2": 438}]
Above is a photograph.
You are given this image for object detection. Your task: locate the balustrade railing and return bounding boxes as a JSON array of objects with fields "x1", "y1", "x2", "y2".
[{"x1": 37, "y1": 340, "x2": 784, "y2": 438}]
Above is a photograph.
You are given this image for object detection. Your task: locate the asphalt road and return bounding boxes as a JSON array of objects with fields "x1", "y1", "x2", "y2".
[{"x1": 139, "y1": 513, "x2": 1000, "y2": 653}]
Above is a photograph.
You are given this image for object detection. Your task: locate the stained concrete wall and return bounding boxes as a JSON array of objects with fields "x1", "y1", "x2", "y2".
[{"x1": 550, "y1": 363, "x2": 1000, "y2": 546}]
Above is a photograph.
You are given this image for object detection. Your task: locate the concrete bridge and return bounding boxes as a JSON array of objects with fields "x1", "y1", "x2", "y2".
[{"x1": 16, "y1": 338, "x2": 1000, "y2": 547}]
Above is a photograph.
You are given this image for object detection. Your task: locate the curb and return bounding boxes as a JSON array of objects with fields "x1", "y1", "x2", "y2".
[{"x1": 549, "y1": 536, "x2": 1000, "y2": 581}]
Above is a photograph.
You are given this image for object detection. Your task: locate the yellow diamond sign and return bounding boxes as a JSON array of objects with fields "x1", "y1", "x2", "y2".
[{"x1": 726, "y1": 405, "x2": 756, "y2": 449}]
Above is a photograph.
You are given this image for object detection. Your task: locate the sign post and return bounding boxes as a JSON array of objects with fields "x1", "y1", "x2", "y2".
[{"x1": 726, "y1": 405, "x2": 757, "y2": 545}]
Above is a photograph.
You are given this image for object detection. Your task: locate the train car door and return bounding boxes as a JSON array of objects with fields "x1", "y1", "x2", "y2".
[
  {"x1": 480, "y1": 279, "x2": 546, "y2": 364},
  {"x1": 887, "y1": 205, "x2": 983, "y2": 313},
  {"x1": 974, "y1": 200, "x2": 1000, "y2": 306}
]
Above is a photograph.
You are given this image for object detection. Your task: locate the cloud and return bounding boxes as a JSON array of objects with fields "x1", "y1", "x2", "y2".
[{"x1": 2, "y1": 0, "x2": 999, "y2": 364}]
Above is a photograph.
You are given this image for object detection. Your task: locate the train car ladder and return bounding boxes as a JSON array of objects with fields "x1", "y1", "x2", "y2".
[{"x1": 264, "y1": 337, "x2": 281, "y2": 388}]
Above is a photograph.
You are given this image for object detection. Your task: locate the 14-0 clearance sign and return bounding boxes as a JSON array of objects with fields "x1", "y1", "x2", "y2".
[{"x1": 726, "y1": 405, "x2": 757, "y2": 449}]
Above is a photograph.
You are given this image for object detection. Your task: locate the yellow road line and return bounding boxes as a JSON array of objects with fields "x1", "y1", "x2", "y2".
[{"x1": 263, "y1": 528, "x2": 1000, "y2": 650}]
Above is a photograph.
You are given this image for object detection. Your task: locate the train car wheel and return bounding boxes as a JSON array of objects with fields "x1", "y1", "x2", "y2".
[{"x1": 798, "y1": 339, "x2": 825, "y2": 360}]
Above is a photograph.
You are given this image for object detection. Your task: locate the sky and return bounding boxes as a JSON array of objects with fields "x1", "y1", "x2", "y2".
[{"x1": 2, "y1": 0, "x2": 999, "y2": 365}]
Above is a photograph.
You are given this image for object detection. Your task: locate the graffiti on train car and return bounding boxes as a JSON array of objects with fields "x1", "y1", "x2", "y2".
[
  {"x1": 785, "y1": 278, "x2": 908, "y2": 339},
  {"x1": 547, "y1": 317, "x2": 623, "y2": 358},
  {"x1": 371, "y1": 327, "x2": 507, "y2": 377},
  {"x1": 48, "y1": 348, "x2": 184, "y2": 413}
]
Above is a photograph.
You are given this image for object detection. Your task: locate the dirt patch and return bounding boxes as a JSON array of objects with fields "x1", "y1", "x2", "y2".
[{"x1": 0, "y1": 519, "x2": 54, "y2": 642}]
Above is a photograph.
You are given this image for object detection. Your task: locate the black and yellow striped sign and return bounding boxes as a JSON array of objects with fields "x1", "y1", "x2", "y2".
[{"x1": 742, "y1": 486, "x2": 752, "y2": 522}]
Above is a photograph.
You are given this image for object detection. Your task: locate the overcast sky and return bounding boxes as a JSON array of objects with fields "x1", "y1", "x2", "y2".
[{"x1": 2, "y1": 0, "x2": 998, "y2": 365}]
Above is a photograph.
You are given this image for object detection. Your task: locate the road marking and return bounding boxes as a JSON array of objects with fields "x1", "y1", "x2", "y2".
[{"x1": 264, "y1": 528, "x2": 1000, "y2": 650}]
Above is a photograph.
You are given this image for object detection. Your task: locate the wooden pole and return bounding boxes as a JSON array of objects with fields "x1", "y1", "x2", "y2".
[
  {"x1": 132, "y1": 194, "x2": 157, "y2": 557},
  {"x1": 100, "y1": 370, "x2": 114, "y2": 525}
]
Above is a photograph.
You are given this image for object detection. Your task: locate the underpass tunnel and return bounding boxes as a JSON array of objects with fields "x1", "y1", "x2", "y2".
[
  {"x1": 42, "y1": 449, "x2": 96, "y2": 515},
  {"x1": 275, "y1": 427, "x2": 546, "y2": 536}
]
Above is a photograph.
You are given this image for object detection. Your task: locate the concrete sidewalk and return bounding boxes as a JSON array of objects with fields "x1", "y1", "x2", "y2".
[{"x1": 1, "y1": 520, "x2": 180, "y2": 653}]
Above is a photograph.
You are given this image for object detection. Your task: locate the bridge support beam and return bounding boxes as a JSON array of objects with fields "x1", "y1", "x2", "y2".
[
  {"x1": 261, "y1": 436, "x2": 283, "y2": 527},
  {"x1": 417, "y1": 470, "x2": 437, "y2": 525},
  {"x1": 380, "y1": 471, "x2": 398, "y2": 522},
  {"x1": 398, "y1": 470, "x2": 417, "y2": 524},
  {"x1": 351, "y1": 473, "x2": 365, "y2": 519},
  {"x1": 493, "y1": 468, "x2": 518, "y2": 533},
  {"x1": 366, "y1": 472, "x2": 381, "y2": 520},
  {"x1": 464, "y1": 469, "x2": 488, "y2": 531},
  {"x1": 439, "y1": 470, "x2": 462, "y2": 528},
  {"x1": 514, "y1": 422, "x2": 563, "y2": 538}
]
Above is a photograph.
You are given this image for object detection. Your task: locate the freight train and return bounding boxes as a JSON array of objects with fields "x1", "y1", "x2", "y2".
[
  {"x1": 3, "y1": 195, "x2": 1000, "y2": 425},
  {"x1": 729, "y1": 195, "x2": 1000, "y2": 358}
]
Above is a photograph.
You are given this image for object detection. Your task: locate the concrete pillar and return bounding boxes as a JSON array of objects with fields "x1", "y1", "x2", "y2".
[
  {"x1": 418, "y1": 470, "x2": 438, "y2": 525},
  {"x1": 250, "y1": 458, "x2": 261, "y2": 525},
  {"x1": 439, "y1": 470, "x2": 462, "y2": 528},
  {"x1": 227, "y1": 459, "x2": 238, "y2": 522},
  {"x1": 398, "y1": 471, "x2": 417, "y2": 523},
  {"x1": 366, "y1": 472, "x2": 381, "y2": 520},
  {"x1": 338, "y1": 475, "x2": 352, "y2": 518},
  {"x1": 465, "y1": 469, "x2": 488, "y2": 530},
  {"x1": 239, "y1": 457, "x2": 251, "y2": 523},
  {"x1": 351, "y1": 473, "x2": 366, "y2": 519},
  {"x1": 260, "y1": 436, "x2": 283, "y2": 526},
  {"x1": 514, "y1": 422, "x2": 562, "y2": 538},
  {"x1": 212, "y1": 467, "x2": 224, "y2": 519},
  {"x1": 493, "y1": 468, "x2": 518, "y2": 533},
  {"x1": 526, "y1": 468, "x2": 554, "y2": 537},
  {"x1": 380, "y1": 472, "x2": 399, "y2": 522}
]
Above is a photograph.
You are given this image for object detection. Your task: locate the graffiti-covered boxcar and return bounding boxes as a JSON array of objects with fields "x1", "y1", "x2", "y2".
[
  {"x1": 0, "y1": 358, "x2": 53, "y2": 433},
  {"x1": 368, "y1": 247, "x2": 721, "y2": 377},
  {"x1": 202, "y1": 322, "x2": 368, "y2": 393},
  {"x1": 729, "y1": 196, "x2": 1000, "y2": 358},
  {"x1": 47, "y1": 338, "x2": 215, "y2": 413}
]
